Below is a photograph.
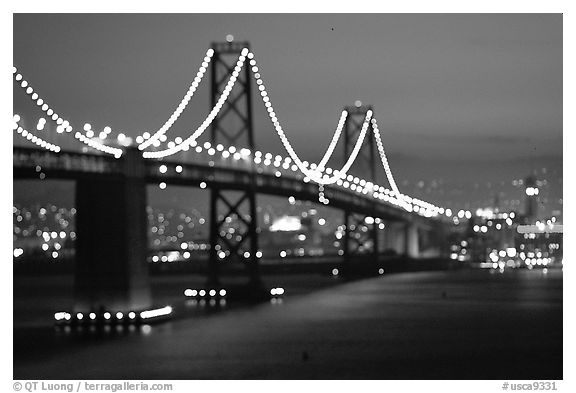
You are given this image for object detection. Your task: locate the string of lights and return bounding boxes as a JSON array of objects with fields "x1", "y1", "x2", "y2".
[
  {"x1": 371, "y1": 118, "x2": 401, "y2": 197},
  {"x1": 142, "y1": 49, "x2": 249, "y2": 159},
  {"x1": 13, "y1": 66, "x2": 123, "y2": 158},
  {"x1": 13, "y1": 115, "x2": 61, "y2": 153},
  {"x1": 137, "y1": 48, "x2": 215, "y2": 151},
  {"x1": 317, "y1": 110, "x2": 347, "y2": 171},
  {"x1": 247, "y1": 51, "x2": 372, "y2": 185}
]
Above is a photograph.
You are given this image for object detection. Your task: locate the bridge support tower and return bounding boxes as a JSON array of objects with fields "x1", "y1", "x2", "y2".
[
  {"x1": 342, "y1": 105, "x2": 380, "y2": 273},
  {"x1": 74, "y1": 147, "x2": 151, "y2": 313},
  {"x1": 207, "y1": 41, "x2": 263, "y2": 293}
]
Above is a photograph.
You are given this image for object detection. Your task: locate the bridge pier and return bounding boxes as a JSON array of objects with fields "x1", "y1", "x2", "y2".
[
  {"x1": 74, "y1": 148, "x2": 151, "y2": 313},
  {"x1": 382, "y1": 222, "x2": 405, "y2": 256},
  {"x1": 404, "y1": 222, "x2": 420, "y2": 258}
]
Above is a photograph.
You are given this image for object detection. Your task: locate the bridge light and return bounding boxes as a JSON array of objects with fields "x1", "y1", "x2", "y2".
[
  {"x1": 159, "y1": 182, "x2": 166, "y2": 190},
  {"x1": 116, "y1": 312, "x2": 123, "y2": 320}
]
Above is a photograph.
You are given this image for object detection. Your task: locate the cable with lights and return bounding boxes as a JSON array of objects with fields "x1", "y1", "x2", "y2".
[
  {"x1": 247, "y1": 51, "x2": 372, "y2": 185},
  {"x1": 142, "y1": 49, "x2": 249, "y2": 159},
  {"x1": 13, "y1": 66, "x2": 123, "y2": 158},
  {"x1": 13, "y1": 116, "x2": 61, "y2": 153},
  {"x1": 138, "y1": 48, "x2": 215, "y2": 151}
]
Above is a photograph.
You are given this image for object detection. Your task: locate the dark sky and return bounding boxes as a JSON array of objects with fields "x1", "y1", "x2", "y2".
[{"x1": 12, "y1": 13, "x2": 563, "y2": 213}]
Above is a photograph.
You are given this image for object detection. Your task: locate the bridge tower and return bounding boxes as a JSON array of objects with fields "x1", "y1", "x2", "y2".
[
  {"x1": 342, "y1": 104, "x2": 380, "y2": 271},
  {"x1": 207, "y1": 41, "x2": 262, "y2": 292}
]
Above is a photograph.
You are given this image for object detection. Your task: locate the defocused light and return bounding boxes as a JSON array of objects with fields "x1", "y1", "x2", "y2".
[
  {"x1": 140, "y1": 306, "x2": 172, "y2": 320},
  {"x1": 332, "y1": 268, "x2": 339, "y2": 276}
]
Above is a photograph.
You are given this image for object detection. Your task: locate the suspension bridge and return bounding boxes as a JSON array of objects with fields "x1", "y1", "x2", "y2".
[{"x1": 13, "y1": 40, "x2": 469, "y2": 320}]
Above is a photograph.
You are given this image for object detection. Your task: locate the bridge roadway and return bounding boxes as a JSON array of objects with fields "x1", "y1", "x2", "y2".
[
  {"x1": 13, "y1": 145, "x2": 449, "y2": 313},
  {"x1": 13, "y1": 146, "x2": 441, "y2": 227}
]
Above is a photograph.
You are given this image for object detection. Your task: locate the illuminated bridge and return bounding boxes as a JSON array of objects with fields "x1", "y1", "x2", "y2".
[{"x1": 13, "y1": 40, "x2": 467, "y2": 318}]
